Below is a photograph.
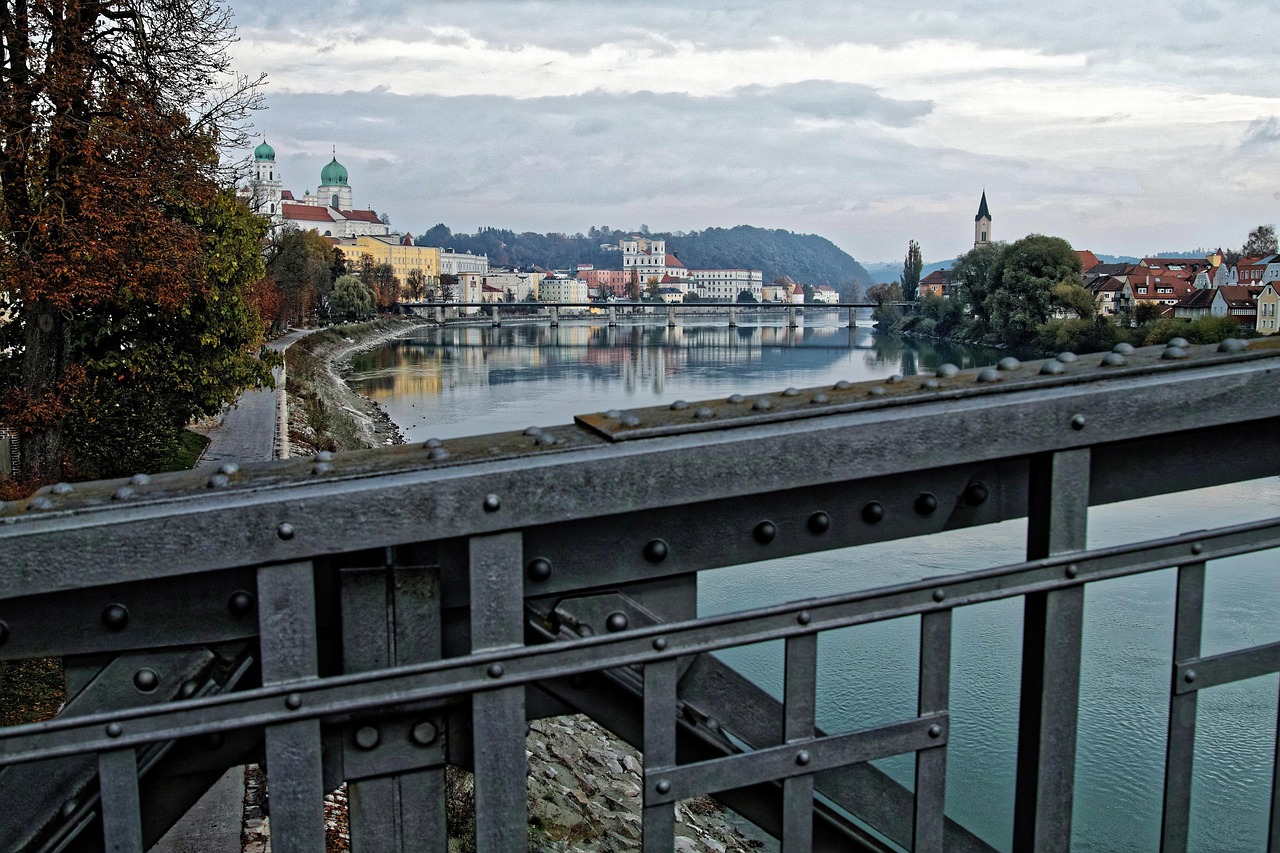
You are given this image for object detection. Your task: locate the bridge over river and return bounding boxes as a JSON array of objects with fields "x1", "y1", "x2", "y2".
[{"x1": 1, "y1": 338, "x2": 1278, "y2": 852}]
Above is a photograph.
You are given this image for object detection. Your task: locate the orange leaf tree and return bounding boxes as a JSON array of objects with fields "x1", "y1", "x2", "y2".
[{"x1": 0, "y1": 0, "x2": 268, "y2": 484}]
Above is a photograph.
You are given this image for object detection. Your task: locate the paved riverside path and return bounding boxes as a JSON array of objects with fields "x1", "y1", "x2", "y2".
[
  {"x1": 196, "y1": 328, "x2": 314, "y2": 470},
  {"x1": 153, "y1": 328, "x2": 313, "y2": 853}
]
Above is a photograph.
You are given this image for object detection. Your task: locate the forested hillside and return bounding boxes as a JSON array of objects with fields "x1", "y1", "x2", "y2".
[{"x1": 414, "y1": 224, "x2": 870, "y2": 291}]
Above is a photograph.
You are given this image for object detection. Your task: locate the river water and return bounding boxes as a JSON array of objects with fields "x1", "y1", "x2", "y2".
[{"x1": 349, "y1": 312, "x2": 1279, "y2": 852}]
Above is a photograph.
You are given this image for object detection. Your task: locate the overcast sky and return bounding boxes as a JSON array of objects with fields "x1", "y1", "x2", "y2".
[{"x1": 227, "y1": 1, "x2": 1280, "y2": 264}]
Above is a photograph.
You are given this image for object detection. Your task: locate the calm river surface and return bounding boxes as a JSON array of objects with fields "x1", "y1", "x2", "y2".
[{"x1": 350, "y1": 312, "x2": 1279, "y2": 852}]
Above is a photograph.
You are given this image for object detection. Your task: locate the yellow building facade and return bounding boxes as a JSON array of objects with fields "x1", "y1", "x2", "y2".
[
  {"x1": 341, "y1": 236, "x2": 441, "y2": 300},
  {"x1": 1258, "y1": 283, "x2": 1279, "y2": 335}
]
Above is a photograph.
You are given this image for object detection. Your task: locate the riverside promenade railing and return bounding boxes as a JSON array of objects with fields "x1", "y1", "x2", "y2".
[{"x1": 1, "y1": 338, "x2": 1278, "y2": 852}]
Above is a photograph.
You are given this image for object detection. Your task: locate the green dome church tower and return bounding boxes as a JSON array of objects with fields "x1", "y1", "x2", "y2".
[
  {"x1": 317, "y1": 149, "x2": 353, "y2": 211},
  {"x1": 248, "y1": 139, "x2": 284, "y2": 225}
]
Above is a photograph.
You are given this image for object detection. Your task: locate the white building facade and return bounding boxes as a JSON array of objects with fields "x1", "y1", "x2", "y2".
[
  {"x1": 539, "y1": 277, "x2": 590, "y2": 304},
  {"x1": 440, "y1": 251, "x2": 490, "y2": 276},
  {"x1": 690, "y1": 269, "x2": 764, "y2": 302}
]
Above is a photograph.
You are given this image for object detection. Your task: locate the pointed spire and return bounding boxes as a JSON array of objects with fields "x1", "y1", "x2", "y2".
[{"x1": 975, "y1": 191, "x2": 991, "y2": 222}]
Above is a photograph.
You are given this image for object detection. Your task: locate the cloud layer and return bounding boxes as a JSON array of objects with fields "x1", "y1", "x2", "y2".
[{"x1": 229, "y1": 1, "x2": 1280, "y2": 261}]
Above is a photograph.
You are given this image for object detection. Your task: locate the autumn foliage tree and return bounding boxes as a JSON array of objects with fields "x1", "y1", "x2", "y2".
[{"x1": 0, "y1": 0, "x2": 269, "y2": 485}]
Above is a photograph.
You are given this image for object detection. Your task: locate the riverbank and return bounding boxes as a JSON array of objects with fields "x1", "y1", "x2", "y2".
[
  {"x1": 288, "y1": 316, "x2": 769, "y2": 853},
  {"x1": 283, "y1": 318, "x2": 422, "y2": 456}
]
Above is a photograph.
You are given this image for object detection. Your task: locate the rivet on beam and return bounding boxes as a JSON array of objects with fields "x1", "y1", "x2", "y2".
[
  {"x1": 526, "y1": 558, "x2": 552, "y2": 582},
  {"x1": 355, "y1": 726, "x2": 381, "y2": 751},
  {"x1": 861, "y1": 501, "x2": 884, "y2": 523},
  {"x1": 753, "y1": 521, "x2": 777, "y2": 544},
  {"x1": 643, "y1": 539, "x2": 669, "y2": 563},
  {"x1": 807, "y1": 512, "x2": 830, "y2": 533},
  {"x1": 228, "y1": 590, "x2": 256, "y2": 616},
  {"x1": 102, "y1": 604, "x2": 129, "y2": 631}
]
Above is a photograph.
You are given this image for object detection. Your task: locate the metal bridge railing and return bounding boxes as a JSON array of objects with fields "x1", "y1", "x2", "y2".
[{"x1": 0, "y1": 338, "x2": 1278, "y2": 852}]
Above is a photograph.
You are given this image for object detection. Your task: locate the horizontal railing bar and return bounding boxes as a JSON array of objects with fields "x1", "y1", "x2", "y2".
[
  {"x1": 1175, "y1": 641, "x2": 1280, "y2": 694},
  {"x1": 2, "y1": 346, "x2": 1278, "y2": 596},
  {"x1": 644, "y1": 713, "x2": 947, "y2": 806},
  {"x1": 1, "y1": 516, "x2": 1276, "y2": 768}
]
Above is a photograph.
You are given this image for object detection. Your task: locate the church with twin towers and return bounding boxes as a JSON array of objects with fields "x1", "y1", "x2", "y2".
[{"x1": 243, "y1": 139, "x2": 390, "y2": 239}]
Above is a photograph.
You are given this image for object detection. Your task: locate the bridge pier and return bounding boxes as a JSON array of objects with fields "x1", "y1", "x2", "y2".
[
  {"x1": 667, "y1": 305, "x2": 677, "y2": 328},
  {"x1": 549, "y1": 306, "x2": 559, "y2": 327},
  {"x1": 490, "y1": 305, "x2": 501, "y2": 327},
  {"x1": 608, "y1": 305, "x2": 618, "y2": 328},
  {"x1": 788, "y1": 306, "x2": 798, "y2": 328},
  {"x1": 848, "y1": 307, "x2": 857, "y2": 329},
  {"x1": 434, "y1": 305, "x2": 444, "y2": 325},
  {"x1": 728, "y1": 306, "x2": 737, "y2": 328}
]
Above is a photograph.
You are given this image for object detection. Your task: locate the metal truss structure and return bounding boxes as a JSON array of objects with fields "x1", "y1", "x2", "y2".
[{"x1": 1, "y1": 338, "x2": 1278, "y2": 852}]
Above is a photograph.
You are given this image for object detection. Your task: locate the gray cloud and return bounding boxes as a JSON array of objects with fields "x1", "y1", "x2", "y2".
[
  {"x1": 231, "y1": 0, "x2": 1280, "y2": 259},
  {"x1": 1242, "y1": 116, "x2": 1280, "y2": 146}
]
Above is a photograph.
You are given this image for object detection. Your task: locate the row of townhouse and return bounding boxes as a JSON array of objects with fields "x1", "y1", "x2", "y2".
[{"x1": 1085, "y1": 253, "x2": 1280, "y2": 333}]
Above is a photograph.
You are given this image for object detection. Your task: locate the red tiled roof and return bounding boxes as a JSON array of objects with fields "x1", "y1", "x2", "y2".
[
  {"x1": 1175, "y1": 288, "x2": 1215, "y2": 308},
  {"x1": 920, "y1": 270, "x2": 948, "y2": 285},
  {"x1": 665, "y1": 254, "x2": 685, "y2": 268},
  {"x1": 282, "y1": 203, "x2": 336, "y2": 222},
  {"x1": 1076, "y1": 250, "x2": 1102, "y2": 272},
  {"x1": 1217, "y1": 285, "x2": 1262, "y2": 308},
  {"x1": 281, "y1": 190, "x2": 295, "y2": 200},
  {"x1": 341, "y1": 209, "x2": 383, "y2": 224}
]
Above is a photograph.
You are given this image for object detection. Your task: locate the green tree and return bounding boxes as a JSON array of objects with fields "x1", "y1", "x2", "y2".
[
  {"x1": 266, "y1": 228, "x2": 336, "y2": 326},
  {"x1": 1242, "y1": 224, "x2": 1278, "y2": 258},
  {"x1": 902, "y1": 240, "x2": 923, "y2": 301},
  {"x1": 1050, "y1": 282, "x2": 1097, "y2": 320},
  {"x1": 330, "y1": 275, "x2": 376, "y2": 320},
  {"x1": 627, "y1": 268, "x2": 642, "y2": 301},
  {"x1": 986, "y1": 235, "x2": 1081, "y2": 346},
  {"x1": 62, "y1": 190, "x2": 275, "y2": 478},
  {"x1": 951, "y1": 242, "x2": 1006, "y2": 332},
  {"x1": 736, "y1": 290, "x2": 758, "y2": 304},
  {"x1": 867, "y1": 281, "x2": 905, "y2": 325}
]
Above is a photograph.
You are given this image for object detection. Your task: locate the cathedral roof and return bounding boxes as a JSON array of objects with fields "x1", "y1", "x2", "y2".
[
  {"x1": 254, "y1": 140, "x2": 275, "y2": 161},
  {"x1": 321, "y1": 156, "x2": 349, "y2": 187},
  {"x1": 975, "y1": 191, "x2": 991, "y2": 222}
]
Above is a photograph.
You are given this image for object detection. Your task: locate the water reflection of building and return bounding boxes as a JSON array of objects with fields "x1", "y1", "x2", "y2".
[{"x1": 352, "y1": 322, "x2": 877, "y2": 407}]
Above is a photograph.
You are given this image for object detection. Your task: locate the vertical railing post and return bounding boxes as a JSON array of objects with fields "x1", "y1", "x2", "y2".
[
  {"x1": 643, "y1": 659, "x2": 679, "y2": 853},
  {"x1": 342, "y1": 551, "x2": 447, "y2": 853},
  {"x1": 914, "y1": 610, "x2": 952, "y2": 852},
  {"x1": 782, "y1": 633, "x2": 818, "y2": 851},
  {"x1": 469, "y1": 532, "x2": 527, "y2": 853},
  {"x1": 1012, "y1": 449, "x2": 1089, "y2": 852},
  {"x1": 258, "y1": 561, "x2": 325, "y2": 852},
  {"x1": 1160, "y1": 561, "x2": 1204, "y2": 853}
]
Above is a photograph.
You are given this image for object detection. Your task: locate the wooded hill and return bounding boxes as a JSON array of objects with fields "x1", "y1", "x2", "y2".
[{"x1": 414, "y1": 224, "x2": 871, "y2": 292}]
